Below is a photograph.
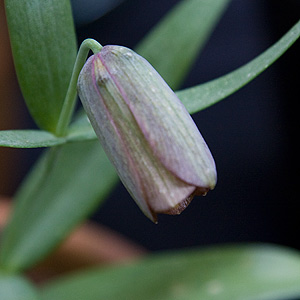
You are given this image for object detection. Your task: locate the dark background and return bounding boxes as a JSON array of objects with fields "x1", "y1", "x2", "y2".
[{"x1": 1, "y1": 0, "x2": 299, "y2": 252}]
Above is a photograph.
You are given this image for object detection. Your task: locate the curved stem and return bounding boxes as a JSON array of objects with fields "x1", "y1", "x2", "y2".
[{"x1": 56, "y1": 39, "x2": 103, "y2": 136}]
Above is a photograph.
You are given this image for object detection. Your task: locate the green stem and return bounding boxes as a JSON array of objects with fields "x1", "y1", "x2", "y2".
[{"x1": 56, "y1": 39, "x2": 103, "y2": 136}]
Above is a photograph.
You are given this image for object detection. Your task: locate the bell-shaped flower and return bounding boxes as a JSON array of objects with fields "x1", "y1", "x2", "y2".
[{"x1": 77, "y1": 45, "x2": 217, "y2": 222}]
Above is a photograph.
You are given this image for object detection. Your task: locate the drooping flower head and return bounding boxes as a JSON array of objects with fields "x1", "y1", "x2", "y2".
[{"x1": 77, "y1": 45, "x2": 217, "y2": 222}]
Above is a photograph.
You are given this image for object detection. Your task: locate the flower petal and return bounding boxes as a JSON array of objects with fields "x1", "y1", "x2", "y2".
[
  {"x1": 78, "y1": 54, "x2": 197, "y2": 222},
  {"x1": 99, "y1": 46, "x2": 217, "y2": 190}
]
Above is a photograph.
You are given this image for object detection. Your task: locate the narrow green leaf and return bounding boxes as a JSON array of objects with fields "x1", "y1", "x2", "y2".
[
  {"x1": 0, "y1": 130, "x2": 66, "y2": 148},
  {"x1": 0, "y1": 117, "x2": 96, "y2": 148},
  {"x1": 40, "y1": 244, "x2": 300, "y2": 300},
  {"x1": 0, "y1": 274, "x2": 39, "y2": 300},
  {"x1": 0, "y1": 141, "x2": 117, "y2": 272},
  {"x1": 5, "y1": 0, "x2": 77, "y2": 133},
  {"x1": 136, "y1": 0, "x2": 230, "y2": 89},
  {"x1": 177, "y1": 19, "x2": 300, "y2": 114}
]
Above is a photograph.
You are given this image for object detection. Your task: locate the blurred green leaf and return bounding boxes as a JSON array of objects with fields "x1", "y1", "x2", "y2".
[
  {"x1": 0, "y1": 142, "x2": 117, "y2": 272},
  {"x1": 5, "y1": 0, "x2": 77, "y2": 133},
  {"x1": 178, "y1": 19, "x2": 300, "y2": 114},
  {"x1": 0, "y1": 0, "x2": 228, "y2": 272},
  {"x1": 136, "y1": 0, "x2": 230, "y2": 90},
  {"x1": 40, "y1": 244, "x2": 300, "y2": 300},
  {"x1": 0, "y1": 273, "x2": 39, "y2": 300}
]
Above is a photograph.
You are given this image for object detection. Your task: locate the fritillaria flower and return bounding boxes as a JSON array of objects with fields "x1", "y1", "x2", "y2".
[{"x1": 77, "y1": 45, "x2": 217, "y2": 222}]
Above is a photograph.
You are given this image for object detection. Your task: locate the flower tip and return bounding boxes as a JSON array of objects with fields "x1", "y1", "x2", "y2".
[
  {"x1": 153, "y1": 185, "x2": 213, "y2": 220},
  {"x1": 162, "y1": 197, "x2": 193, "y2": 216}
]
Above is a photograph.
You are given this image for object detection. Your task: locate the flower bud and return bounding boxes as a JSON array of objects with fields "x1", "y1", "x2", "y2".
[{"x1": 77, "y1": 45, "x2": 216, "y2": 222}]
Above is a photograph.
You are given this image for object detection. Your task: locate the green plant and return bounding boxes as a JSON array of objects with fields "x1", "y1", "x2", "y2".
[{"x1": 0, "y1": 0, "x2": 300, "y2": 299}]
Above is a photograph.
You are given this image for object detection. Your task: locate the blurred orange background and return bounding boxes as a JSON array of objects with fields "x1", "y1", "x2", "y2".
[{"x1": 0, "y1": 0, "x2": 34, "y2": 195}]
